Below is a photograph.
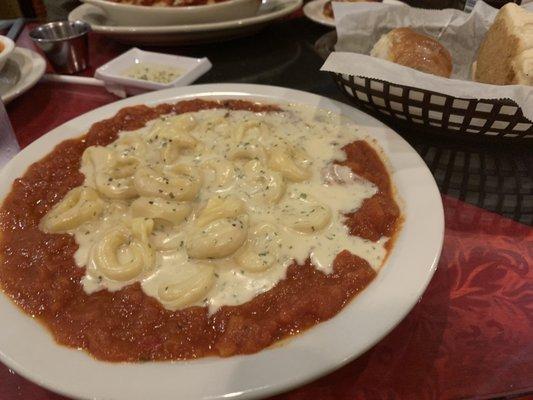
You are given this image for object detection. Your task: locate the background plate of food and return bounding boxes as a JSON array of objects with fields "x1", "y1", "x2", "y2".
[
  {"x1": 303, "y1": 0, "x2": 405, "y2": 28},
  {"x1": 0, "y1": 83, "x2": 443, "y2": 400},
  {"x1": 69, "y1": 0, "x2": 302, "y2": 45},
  {"x1": 82, "y1": 0, "x2": 262, "y2": 26}
]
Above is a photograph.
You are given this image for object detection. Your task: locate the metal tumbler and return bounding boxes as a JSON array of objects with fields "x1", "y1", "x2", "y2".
[{"x1": 29, "y1": 21, "x2": 91, "y2": 74}]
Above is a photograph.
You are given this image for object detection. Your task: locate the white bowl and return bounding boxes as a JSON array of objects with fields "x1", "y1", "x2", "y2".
[
  {"x1": 0, "y1": 36, "x2": 15, "y2": 73},
  {"x1": 82, "y1": 0, "x2": 262, "y2": 26},
  {"x1": 94, "y1": 47, "x2": 212, "y2": 95}
]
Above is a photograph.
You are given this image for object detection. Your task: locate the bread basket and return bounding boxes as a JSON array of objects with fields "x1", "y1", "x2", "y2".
[
  {"x1": 331, "y1": 73, "x2": 532, "y2": 141},
  {"x1": 319, "y1": 1, "x2": 533, "y2": 142}
]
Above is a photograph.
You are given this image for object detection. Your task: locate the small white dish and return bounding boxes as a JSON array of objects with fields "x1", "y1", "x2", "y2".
[
  {"x1": 95, "y1": 48, "x2": 211, "y2": 95},
  {"x1": 83, "y1": 0, "x2": 261, "y2": 26},
  {"x1": 0, "y1": 36, "x2": 15, "y2": 72},
  {"x1": 68, "y1": 0, "x2": 303, "y2": 45},
  {"x1": 0, "y1": 47, "x2": 46, "y2": 104},
  {"x1": 303, "y1": 0, "x2": 404, "y2": 27}
]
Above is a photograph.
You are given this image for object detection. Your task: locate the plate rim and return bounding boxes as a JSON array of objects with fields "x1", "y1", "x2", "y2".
[
  {"x1": 303, "y1": 0, "x2": 335, "y2": 28},
  {"x1": 0, "y1": 47, "x2": 46, "y2": 104},
  {"x1": 0, "y1": 83, "x2": 444, "y2": 400},
  {"x1": 303, "y1": 0, "x2": 406, "y2": 28},
  {"x1": 68, "y1": 0, "x2": 303, "y2": 33}
]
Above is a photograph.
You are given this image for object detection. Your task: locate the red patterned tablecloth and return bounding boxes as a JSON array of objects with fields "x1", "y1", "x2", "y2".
[{"x1": 1, "y1": 26, "x2": 532, "y2": 400}]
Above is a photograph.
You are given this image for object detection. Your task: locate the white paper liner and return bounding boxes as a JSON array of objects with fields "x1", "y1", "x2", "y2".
[{"x1": 320, "y1": 1, "x2": 533, "y2": 122}]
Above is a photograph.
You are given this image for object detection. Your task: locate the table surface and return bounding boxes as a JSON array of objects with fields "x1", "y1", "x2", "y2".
[{"x1": 1, "y1": 12, "x2": 533, "y2": 400}]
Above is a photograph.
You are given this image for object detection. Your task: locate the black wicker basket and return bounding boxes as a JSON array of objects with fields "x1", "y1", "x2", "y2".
[{"x1": 332, "y1": 73, "x2": 533, "y2": 141}]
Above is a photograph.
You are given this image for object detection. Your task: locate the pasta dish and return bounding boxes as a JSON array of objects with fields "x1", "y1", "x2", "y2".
[{"x1": 0, "y1": 99, "x2": 401, "y2": 361}]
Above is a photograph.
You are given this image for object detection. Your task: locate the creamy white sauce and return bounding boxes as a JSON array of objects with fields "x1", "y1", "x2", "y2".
[
  {"x1": 64, "y1": 105, "x2": 393, "y2": 314},
  {"x1": 122, "y1": 62, "x2": 183, "y2": 84}
]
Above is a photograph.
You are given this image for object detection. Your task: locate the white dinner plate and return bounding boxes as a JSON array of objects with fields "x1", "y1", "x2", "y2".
[
  {"x1": 68, "y1": 0, "x2": 303, "y2": 45},
  {"x1": 0, "y1": 47, "x2": 46, "y2": 104},
  {"x1": 0, "y1": 84, "x2": 444, "y2": 400},
  {"x1": 303, "y1": 0, "x2": 404, "y2": 27},
  {"x1": 82, "y1": 0, "x2": 262, "y2": 26}
]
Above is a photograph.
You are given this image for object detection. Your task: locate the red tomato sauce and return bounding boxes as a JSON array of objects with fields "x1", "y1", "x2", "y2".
[{"x1": 0, "y1": 99, "x2": 400, "y2": 362}]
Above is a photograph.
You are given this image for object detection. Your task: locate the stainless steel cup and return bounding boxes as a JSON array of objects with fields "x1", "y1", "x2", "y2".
[{"x1": 29, "y1": 21, "x2": 91, "y2": 74}]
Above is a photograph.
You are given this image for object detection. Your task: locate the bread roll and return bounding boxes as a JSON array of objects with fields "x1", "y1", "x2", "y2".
[
  {"x1": 474, "y1": 3, "x2": 533, "y2": 86},
  {"x1": 370, "y1": 27, "x2": 453, "y2": 78}
]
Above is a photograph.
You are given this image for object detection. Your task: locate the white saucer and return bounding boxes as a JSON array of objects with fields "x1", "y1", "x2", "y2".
[
  {"x1": 0, "y1": 47, "x2": 46, "y2": 104},
  {"x1": 69, "y1": 0, "x2": 303, "y2": 45},
  {"x1": 303, "y1": 0, "x2": 404, "y2": 28}
]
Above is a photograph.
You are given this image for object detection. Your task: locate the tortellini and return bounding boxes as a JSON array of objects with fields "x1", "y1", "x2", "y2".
[
  {"x1": 83, "y1": 147, "x2": 138, "y2": 199},
  {"x1": 92, "y1": 220, "x2": 154, "y2": 281},
  {"x1": 112, "y1": 134, "x2": 147, "y2": 158},
  {"x1": 149, "y1": 115, "x2": 199, "y2": 163},
  {"x1": 280, "y1": 196, "x2": 332, "y2": 233},
  {"x1": 162, "y1": 133, "x2": 198, "y2": 164},
  {"x1": 149, "y1": 114, "x2": 197, "y2": 140},
  {"x1": 194, "y1": 196, "x2": 245, "y2": 227},
  {"x1": 157, "y1": 263, "x2": 215, "y2": 310},
  {"x1": 268, "y1": 145, "x2": 311, "y2": 182},
  {"x1": 233, "y1": 120, "x2": 272, "y2": 143},
  {"x1": 235, "y1": 223, "x2": 280, "y2": 272},
  {"x1": 186, "y1": 218, "x2": 248, "y2": 259},
  {"x1": 228, "y1": 142, "x2": 266, "y2": 162},
  {"x1": 203, "y1": 160, "x2": 236, "y2": 191},
  {"x1": 131, "y1": 217, "x2": 154, "y2": 244},
  {"x1": 186, "y1": 196, "x2": 248, "y2": 259},
  {"x1": 197, "y1": 113, "x2": 231, "y2": 137},
  {"x1": 149, "y1": 223, "x2": 184, "y2": 251},
  {"x1": 133, "y1": 164, "x2": 202, "y2": 201},
  {"x1": 131, "y1": 197, "x2": 192, "y2": 224},
  {"x1": 40, "y1": 186, "x2": 103, "y2": 233},
  {"x1": 242, "y1": 159, "x2": 285, "y2": 205}
]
